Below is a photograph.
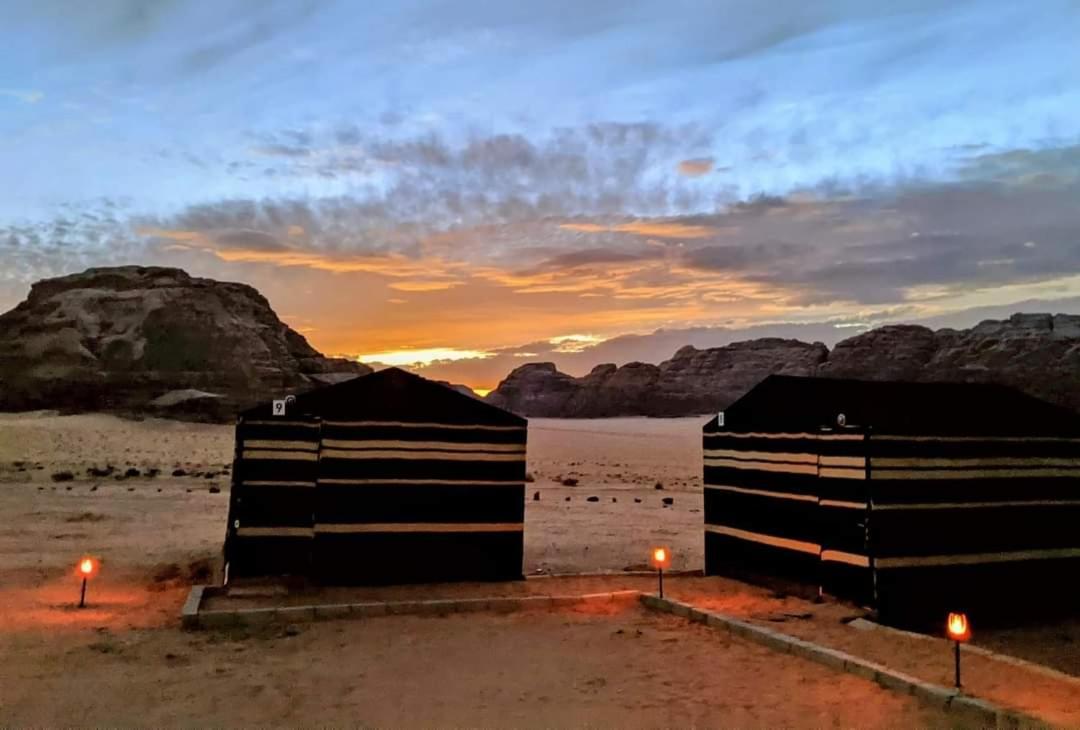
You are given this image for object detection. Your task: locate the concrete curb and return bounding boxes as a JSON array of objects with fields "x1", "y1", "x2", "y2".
[
  {"x1": 640, "y1": 594, "x2": 1050, "y2": 729},
  {"x1": 182, "y1": 587, "x2": 641, "y2": 629},
  {"x1": 850, "y1": 618, "x2": 1080, "y2": 690}
]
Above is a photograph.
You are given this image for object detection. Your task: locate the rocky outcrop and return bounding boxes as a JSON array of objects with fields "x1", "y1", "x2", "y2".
[
  {"x1": 487, "y1": 314, "x2": 1080, "y2": 417},
  {"x1": 821, "y1": 313, "x2": 1080, "y2": 412},
  {"x1": 487, "y1": 339, "x2": 828, "y2": 417},
  {"x1": 0, "y1": 266, "x2": 371, "y2": 419}
]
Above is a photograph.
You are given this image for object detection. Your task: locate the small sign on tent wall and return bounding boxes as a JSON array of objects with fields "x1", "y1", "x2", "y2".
[
  {"x1": 717, "y1": 411, "x2": 725, "y2": 427},
  {"x1": 272, "y1": 399, "x2": 286, "y2": 416}
]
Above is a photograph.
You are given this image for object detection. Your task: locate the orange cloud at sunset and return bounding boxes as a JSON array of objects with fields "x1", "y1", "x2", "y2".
[
  {"x1": 677, "y1": 158, "x2": 714, "y2": 176},
  {"x1": 560, "y1": 220, "x2": 716, "y2": 239}
]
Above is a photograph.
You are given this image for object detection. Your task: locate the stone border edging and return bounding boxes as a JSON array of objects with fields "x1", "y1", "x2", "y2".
[
  {"x1": 182, "y1": 586, "x2": 641, "y2": 630},
  {"x1": 850, "y1": 618, "x2": 1080, "y2": 689},
  {"x1": 639, "y1": 594, "x2": 1049, "y2": 729}
]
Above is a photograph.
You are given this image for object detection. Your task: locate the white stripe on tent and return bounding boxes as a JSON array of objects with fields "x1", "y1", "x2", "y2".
[
  {"x1": 704, "y1": 449, "x2": 818, "y2": 464},
  {"x1": 242, "y1": 440, "x2": 319, "y2": 451},
  {"x1": 821, "y1": 550, "x2": 870, "y2": 567},
  {"x1": 818, "y1": 467, "x2": 866, "y2": 480},
  {"x1": 323, "y1": 420, "x2": 525, "y2": 431},
  {"x1": 315, "y1": 522, "x2": 523, "y2": 534},
  {"x1": 236, "y1": 526, "x2": 314, "y2": 537},
  {"x1": 876, "y1": 547, "x2": 1080, "y2": 568},
  {"x1": 820, "y1": 499, "x2": 865, "y2": 509},
  {"x1": 705, "y1": 524, "x2": 820, "y2": 555},
  {"x1": 819, "y1": 455, "x2": 866, "y2": 468},
  {"x1": 873, "y1": 499, "x2": 1080, "y2": 511},
  {"x1": 704, "y1": 458, "x2": 817, "y2": 475},
  {"x1": 871, "y1": 467, "x2": 1080, "y2": 480},
  {"x1": 241, "y1": 449, "x2": 318, "y2": 462},
  {"x1": 240, "y1": 480, "x2": 317, "y2": 488},
  {"x1": 705, "y1": 484, "x2": 817, "y2": 503},
  {"x1": 319, "y1": 449, "x2": 525, "y2": 462},
  {"x1": 321, "y1": 439, "x2": 526, "y2": 453},
  {"x1": 318, "y1": 478, "x2": 523, "y2": 486},
  {"x1": 872, "y1": 457, "x2": 1080, "y2": 469}
]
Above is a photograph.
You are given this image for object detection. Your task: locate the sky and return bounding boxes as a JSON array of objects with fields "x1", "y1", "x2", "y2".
[{"x1": 2, "y1": 0, "x2": 1079, "y2": 392}]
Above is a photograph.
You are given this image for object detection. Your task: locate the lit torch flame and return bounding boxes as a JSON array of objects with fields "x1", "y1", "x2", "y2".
[{"x1": 946, "y1": 612, "x2": 970, "y2": 642}]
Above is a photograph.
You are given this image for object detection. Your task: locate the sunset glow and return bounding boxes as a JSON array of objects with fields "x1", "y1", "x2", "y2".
[{"x1": 360, "y1": 348, "x2": 494, "y2": 368}]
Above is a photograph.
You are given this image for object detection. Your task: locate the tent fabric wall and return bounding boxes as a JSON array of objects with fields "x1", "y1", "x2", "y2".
[
  {"x1": 868, "y1": 433, "x2": 1080, "y2": 623},
  {"x1": 226, "y1": 417, "x2": 319, "y2": 577},
  {"x1": 703, "y1": 374, "x2": 1080, "y2": 621},
  {"x1": 702, "y1": 427, "x2": 873, "y2": 603},
  {"x1": 223, "y1": 368, "x2": 527, "y2": 585},
  {"x1": 313, "y1": 418, "x2": 526, "y2": 584}
]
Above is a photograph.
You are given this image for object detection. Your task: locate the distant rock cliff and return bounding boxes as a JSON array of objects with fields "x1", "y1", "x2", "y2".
[
  {"x1": 486, "y1": 338, "x2": 828, "y2": 417},
  {"x1": 486, "y1": 314, "x2": 1080, "y2": 417},
  {"x1": 820, "y1": 313, "x2": 1080, "y2": 412},
  {"x1": 0, "y1": 266, "x2": 371, "y2": 419}
]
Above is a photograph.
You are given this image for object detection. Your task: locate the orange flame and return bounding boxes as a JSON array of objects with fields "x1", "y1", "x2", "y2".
[
  {"x1": 651, "y1": 547, "x2": 670, "y2": 569},
  {"x1": 946, "y1": 612, "x2": 970, "y2": 642},
  {"x1": 79, "y1": 557, "x2": 96, "y2": 577}
]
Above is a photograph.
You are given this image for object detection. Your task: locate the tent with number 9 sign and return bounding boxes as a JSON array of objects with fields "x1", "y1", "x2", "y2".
[{"x1": 224, "y1": 367, "x2": 527, "y2": 584}]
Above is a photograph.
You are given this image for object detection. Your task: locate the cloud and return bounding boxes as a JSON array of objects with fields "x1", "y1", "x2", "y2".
[
  {"x1": 0, "y1": 89, "x2": 44, "y2": 104},
  {"x1": 252, "y1": 144, "x2": 311, "y2": 158},
  {"x1": 560, "y1": 220, "x2": 717, "y2": 239},
  {"x1": 677, "y1": 158, "x2": 713, "y2": 176}
]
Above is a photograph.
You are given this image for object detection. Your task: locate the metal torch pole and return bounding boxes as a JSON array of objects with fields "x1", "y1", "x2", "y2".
[
  {"x1": 79, "y1": 576, "x2": 87, "y2": 608},
  {"x1": 658, "y1": 567, "x2": 664, "y2": 599},
  {"x1": 954, "y1": 641, "x2": 961, "y2": 689}
]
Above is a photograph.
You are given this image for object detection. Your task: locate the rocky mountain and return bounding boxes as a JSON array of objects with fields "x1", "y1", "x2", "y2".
[
  {"x1": 487, "y1": 338, "x2": 828, "y2": 417},
  {"x1": 486, "y1": 314, "x2": 1080, "y2": 417},
  {"x1": 0, "y1": 266, "x2": 371, "y2": 419}
]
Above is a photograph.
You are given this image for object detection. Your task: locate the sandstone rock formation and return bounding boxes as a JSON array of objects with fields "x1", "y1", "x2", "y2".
[
  {"x1": 487, "y1": 314, "x2": 1080, "y2": 417},
  {"x1": 0, "y1": 266, "x2": 371, "y2": 418},
  {"x1": 821, "y1": 313, "x2": 1080, "y2": 412},
  {"x1": 487, "y1": 338, "x2": 828, "y2": 417}
]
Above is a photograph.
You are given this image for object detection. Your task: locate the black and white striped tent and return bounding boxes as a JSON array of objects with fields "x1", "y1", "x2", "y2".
[
  {"x1": 703, "y1": 375, "x2": 1080, "y2": 623},
  {"x1": 224, "y1": 367, "x2": 527, "y2": 584}
]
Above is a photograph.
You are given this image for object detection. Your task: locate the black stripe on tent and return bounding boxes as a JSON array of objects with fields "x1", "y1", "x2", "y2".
[
  {"x1": 870, "y1": 477, "x2": 1080, "y2": 504},
  {"x1": 317, "y1": 458, "x2": 526, "y2": 482},
  {"x1": 238, "y1": 421, "x2": 322, "y2": 442},
  {"x1": 704, "y1": 530, "x2": 819, "y2": 590},
  {"x1": 871, "y1": 504, "x2": 1080, "y2": 556},
  {"x1": 705, "y1": 466, "x2": 820, "y2": 494},
  {"x1": 818, "y1": 504, "x2": 867, "y2": 555},
  {"x1": 320, "y1": 423, "x2": 526, "y2": 445},
  {"x1": 868, "y1": 438, "x2": 1080, "y2": 459},
  {"x1": 820, "y1": 559, "x2": 873, "y2": 605},
  {"x1": 876, "y1": 559, "x2": 1080, "y2": 626},
  {"x1": 315, "y1": 483, "x2": 524, "y2": 524},
  {"x1": 704, "y1": 489, "x2": 819, "y2": 545},
  {"x1": 236, "y1": 457, "x2": 320, "y2": 484},
  {"x1": 815, "y1": 478, "x2": 868, "y2": 504},
  {"x1": 312, "y1": 531, "x2": 523, "y2": 584},
  {"x1": 227, "y1": 536, "x2": 311, "y2": 578},
  {"x1": 231, "y1": 485, "x2": 314, "y2": 528}
]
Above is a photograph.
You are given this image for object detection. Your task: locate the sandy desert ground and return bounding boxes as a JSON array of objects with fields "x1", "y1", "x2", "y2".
[{"x1": 1, "y1": 412, "x2": 1077, "y2": 727}]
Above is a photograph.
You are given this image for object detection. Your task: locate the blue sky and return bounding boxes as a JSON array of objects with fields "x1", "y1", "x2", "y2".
[{"x1": 2, "y1": 0, "x2": 1079, "y2": 387}]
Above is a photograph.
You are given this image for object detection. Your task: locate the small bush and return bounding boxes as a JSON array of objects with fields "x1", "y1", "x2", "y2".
[
  {"x1": 561, "y1": 477, "x2": 579, "y2": 487},
  {"x1": 51, "y1": 471, "x2": 74, "y2": 482}
]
